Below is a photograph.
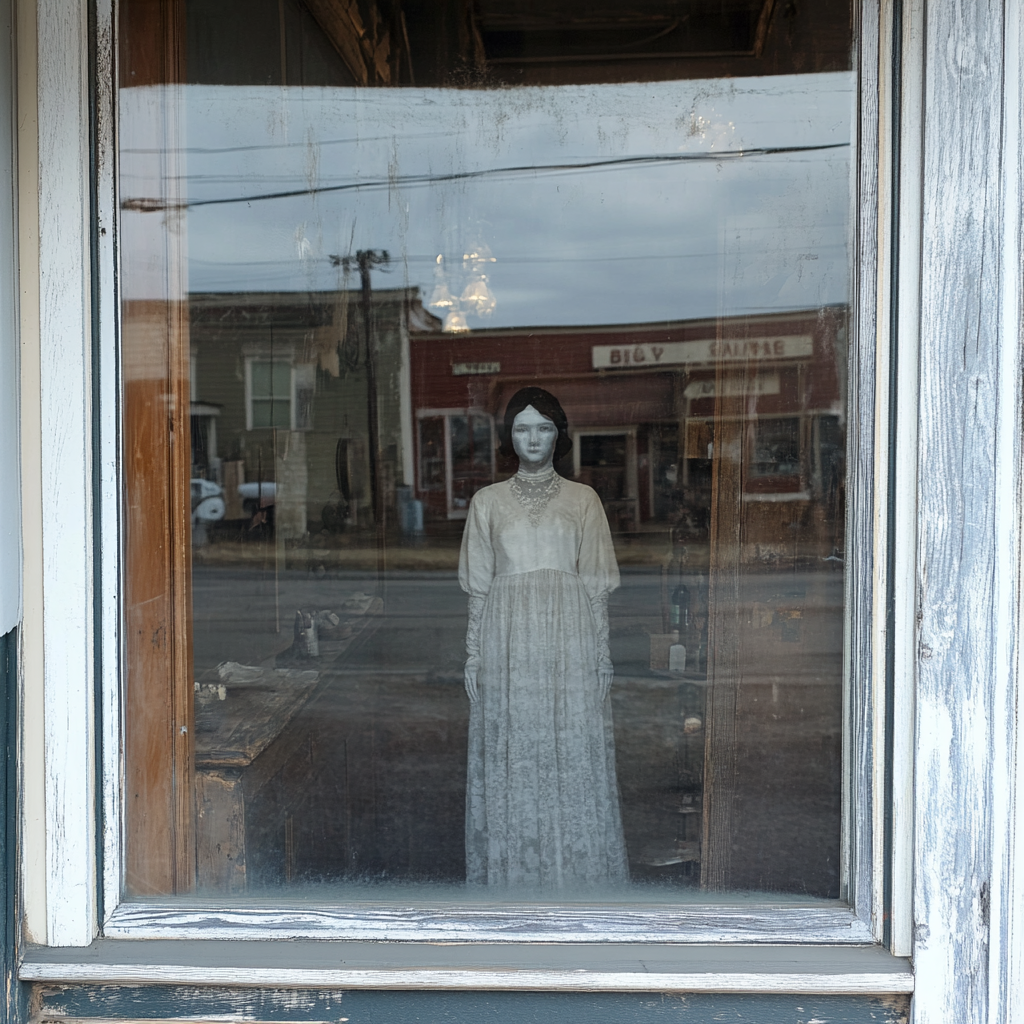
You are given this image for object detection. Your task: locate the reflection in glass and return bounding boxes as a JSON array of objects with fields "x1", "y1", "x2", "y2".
[
  {"x1": 249, "y1": 360, "x2": 293, "y2": 429},
  {"x1": 119, "y1": 0, "x2": 853, "y2": 903}
]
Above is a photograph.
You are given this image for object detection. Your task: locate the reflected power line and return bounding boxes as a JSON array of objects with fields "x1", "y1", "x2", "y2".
[{"x1": 123, "y1": 142, "x2": 850, "y2": 213}]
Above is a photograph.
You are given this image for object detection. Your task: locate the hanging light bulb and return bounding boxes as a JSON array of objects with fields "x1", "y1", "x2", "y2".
[
  {"x1": 460, "y1": 274, "x2": 497, "y2": 317},
  {"x1": 427, "y1": 254, "x2": 455, "y2": 310},
  {"x1": 428, "y1": 279, "x2": 455, "y2": 310},
  {"x1": 443, "y1": 308, "x2": 470, "y2": 333}
]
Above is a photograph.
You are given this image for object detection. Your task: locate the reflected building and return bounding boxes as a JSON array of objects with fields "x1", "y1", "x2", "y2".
[
  {"x1": 187, "y1": 288, "x2": 439, "y2": 540},
  {"x1": 410, "y1": 305, "x2": 847, "y2": 560}
]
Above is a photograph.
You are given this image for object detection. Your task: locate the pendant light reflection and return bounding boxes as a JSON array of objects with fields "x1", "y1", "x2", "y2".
[
  {"x1": 460, "y1": 274, "x2": 496, "y2": 317},
  {"x1": 427, "y1": 254, "x2": 456, "y2": 311},
  {"x1": 430, "y1": 246, "x2": 498, "y2": 333},
  {"x1": 443, "y1": 309, "x2": 470, "y2": 333}
]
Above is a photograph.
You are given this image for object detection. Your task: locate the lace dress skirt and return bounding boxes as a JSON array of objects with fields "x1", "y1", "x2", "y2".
[{"x1": 465, "y1": 566, "x2": 629, "y2": 887}]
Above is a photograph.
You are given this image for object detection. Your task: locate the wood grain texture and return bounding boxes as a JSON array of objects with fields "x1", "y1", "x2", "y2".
[
  {"x1": 301, "y1": 0, "x2": 393, "y2": 85},
  {"x1": 19, "y1": 964, "x2": 913, "y2": 994},
  {"x1": 910, "y1": 0, "x2": 1021, "y2": 1020},
  {"x1": 993, "y1": 1, "x2": 1024, "y2": 1018},
  {"x1": 59, "y1": 6, "x2": 1024, "y2": 1019},
  {"x1": 37, "y1": 0, "x2": 96, "y2": 947},
  {"x1": 102, "y1": 900, "x2": 873, "y2": 943},
  {"x1": 195, "y1": 772, "x2": 247, "y2": 894},
  {"x1": 122, "y1": 305, "x2": 195, "y2": 897},
  {"x1": 194, "y1": 667, "x2": 320, "y2": 771},
  {"x1": 193, "y1": 668, "x2": 317, "y2": 892},
  {"x1": 849, "y1": 0, "x2": 880, "y2": 936},
  {"x1": 888, "y1": 0, "x2": 925, "y2": 961},
  {"x1": 119, "y1": 0, "x2": 196, "y2": 898}
]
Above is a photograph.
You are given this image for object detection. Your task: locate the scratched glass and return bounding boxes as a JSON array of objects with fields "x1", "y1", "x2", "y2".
[{"x1": 118, "y1": 0, "x2": 853, "y2": 903}]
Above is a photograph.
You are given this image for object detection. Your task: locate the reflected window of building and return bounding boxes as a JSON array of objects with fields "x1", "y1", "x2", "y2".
[{"x1": 247, "y1": 358, "x2": 293, "y2": 430}]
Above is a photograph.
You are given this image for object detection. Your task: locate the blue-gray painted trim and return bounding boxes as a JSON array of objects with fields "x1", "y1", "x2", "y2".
[
  {"x1": 21, "y1": 938, "x2": 913, "y2": 980},
  {"x1": 32, "y1": 985, "x2": 910, "y2": 1024},
  {"x1": 3, "y1": 630, "x2": 25, "y2": 1024}
]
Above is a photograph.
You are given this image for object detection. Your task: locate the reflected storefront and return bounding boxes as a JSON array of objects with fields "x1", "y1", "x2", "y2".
[{"x1": 410, "y1": 308, "x2": 846, "y2": 542}]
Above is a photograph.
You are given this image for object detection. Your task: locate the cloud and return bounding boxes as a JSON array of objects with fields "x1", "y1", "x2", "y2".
[{"x1": 120, "y1": 72, "x2": 855, "y2": 324}]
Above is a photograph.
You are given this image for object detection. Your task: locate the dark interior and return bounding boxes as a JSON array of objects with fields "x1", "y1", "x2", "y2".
[{"x1": 185, "y1": 0, "x2": 852, "y2": 87}]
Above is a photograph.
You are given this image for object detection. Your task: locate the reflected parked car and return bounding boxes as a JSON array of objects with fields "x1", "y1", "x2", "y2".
[
  {"x1": 190, "y1": 479, "x2": 225, "y2": 546},
  {"x1": 237, "y1": 481, "x2": 276, "y2": 518},
  {"x1": 191, "y1": 479, "x2": 226, "y2": 523}
]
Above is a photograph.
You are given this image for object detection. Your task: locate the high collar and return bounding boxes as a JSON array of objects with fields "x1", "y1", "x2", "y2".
[{"x1": 515, "y1": 463, "x2": 556, "y2": 483}]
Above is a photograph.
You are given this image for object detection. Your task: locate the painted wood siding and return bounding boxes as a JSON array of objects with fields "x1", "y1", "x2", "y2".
[
  {"x1": 31, "y1": 984, "x2": 911, "y2": 1024},
  {"x1": 910, "y1": 0, "x2": 1024, "y2": 1020}
]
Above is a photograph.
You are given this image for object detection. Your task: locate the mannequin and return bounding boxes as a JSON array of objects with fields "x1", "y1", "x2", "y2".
[{"x1": 459, "y1": 387, "x2": 629, "y2": 887}]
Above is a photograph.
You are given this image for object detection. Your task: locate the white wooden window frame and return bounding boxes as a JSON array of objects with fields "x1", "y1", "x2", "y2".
[
  {"x1": 239, "y1": 342, "x2": 316, "y2": 433},
  {"x1": 34, "y1": 0, "x2": 886, "y2": 954},
  {"x1": 19, "y1": 0, "x2": 1024, "y2": 1014},
  {"x1": 27, "y1": 0, "x2": 889, "y2": 955}
]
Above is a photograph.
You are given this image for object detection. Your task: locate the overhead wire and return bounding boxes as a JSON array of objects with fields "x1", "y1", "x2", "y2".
[{"x1": 122, "y1": 141, "x2": 850, "y2": 212}]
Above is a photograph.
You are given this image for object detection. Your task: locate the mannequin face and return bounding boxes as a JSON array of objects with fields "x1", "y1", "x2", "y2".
[{"x1": 511, "y1": 404, "x2": 558, "y2": 471}]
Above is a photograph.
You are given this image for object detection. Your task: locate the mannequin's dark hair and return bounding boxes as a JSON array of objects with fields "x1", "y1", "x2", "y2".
[{"x1": 499, "y1": 387, "x2": 573, "y2": 463}]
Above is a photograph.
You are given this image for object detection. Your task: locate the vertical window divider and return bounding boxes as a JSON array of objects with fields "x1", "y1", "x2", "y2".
[
  {"x1": 36, "y1": 0, "x2": 99, "y2": 947},
  {"x1": 93, "y1": 0, "x2": 123, "y2": 937}
]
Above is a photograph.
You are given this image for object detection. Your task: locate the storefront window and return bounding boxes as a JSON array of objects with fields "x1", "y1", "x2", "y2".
[{"x1": 119, "y1": 0, "x2": 853, "y2": 904}]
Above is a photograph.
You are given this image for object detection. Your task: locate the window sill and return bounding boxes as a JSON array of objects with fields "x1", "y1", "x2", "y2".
[
  {"x1": 97, "y1": 898, "x2": 875, "y2": 944},
  {"x1": 20, "y1": 940, "x2": 913, "y2": 994}
]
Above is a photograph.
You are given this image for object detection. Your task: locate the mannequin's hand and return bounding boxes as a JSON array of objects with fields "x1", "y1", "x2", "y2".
[
  {"x1": 465, "y1": 658, "x2": 480, "y2": 703},
  {"x1": 598, "y1": 658, "x2": 614, "y2": 701}
]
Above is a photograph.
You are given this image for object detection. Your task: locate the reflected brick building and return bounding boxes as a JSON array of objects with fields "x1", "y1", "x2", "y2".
[{"x1": 410, "y1": 305, "x2": 847, "y2": 555}]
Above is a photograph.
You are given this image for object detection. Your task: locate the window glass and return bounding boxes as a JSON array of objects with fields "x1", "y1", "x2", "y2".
[
  {"x1": 249, "y1": 359, "x2": 293, "y2": 429},
  {"x1": 119, "y1": 0, "x2": 853, "y2": 904}
]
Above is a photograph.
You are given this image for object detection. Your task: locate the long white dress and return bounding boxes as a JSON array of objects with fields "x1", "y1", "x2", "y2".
[{"x1": 458, "y1": 471, "x2": 629, "y2": 887}]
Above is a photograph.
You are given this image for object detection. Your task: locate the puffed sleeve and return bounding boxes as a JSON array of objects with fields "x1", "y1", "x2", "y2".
[
  {"x1": 577, "y1": 487, "x2": 620, "y2": 599},
  {"x1": 458, "y1": 490, "x2": 495, "y2": 598}
]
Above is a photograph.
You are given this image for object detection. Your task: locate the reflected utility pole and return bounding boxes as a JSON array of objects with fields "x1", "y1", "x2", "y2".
[{"x1": 331, "y1": 249, "x2": 390, "y2": 583}]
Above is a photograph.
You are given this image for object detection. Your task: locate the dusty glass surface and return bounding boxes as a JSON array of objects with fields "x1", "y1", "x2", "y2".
[{"x1": 119, "y1": 0, "x2": 853, "y2": 901}]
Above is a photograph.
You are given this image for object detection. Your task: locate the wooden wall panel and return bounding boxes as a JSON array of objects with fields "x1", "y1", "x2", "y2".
[
  {"x1": 120, "y1": 0, "x2": 194, "y2": 896},
  {"x1": 119, "y1": 0, "x2": 185, "y2": 88},
  {"x1": 123, "y1": 302, "x2": 194, "y2": 896}
]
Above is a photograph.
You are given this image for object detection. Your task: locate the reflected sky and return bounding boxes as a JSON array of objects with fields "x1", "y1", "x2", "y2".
[{"x1": 119, "y1": 72, "x2": 854, "y2": 325}]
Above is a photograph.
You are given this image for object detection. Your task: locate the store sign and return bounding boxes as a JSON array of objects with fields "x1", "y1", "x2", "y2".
[
  {"x1": 592, "y1": 334, "x2": 813, "y2": 370},
  {"x1": 683, "y1": 373, "x2": 781, "y2": 399},
  {"x1": 452, "y1": 361, "x2": 501, "y2": 375}
]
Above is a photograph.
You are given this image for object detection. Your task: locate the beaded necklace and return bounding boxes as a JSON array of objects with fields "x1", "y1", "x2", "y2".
[{"x1": 509, "y1": 465, "x2": 561, "y2": 527}]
